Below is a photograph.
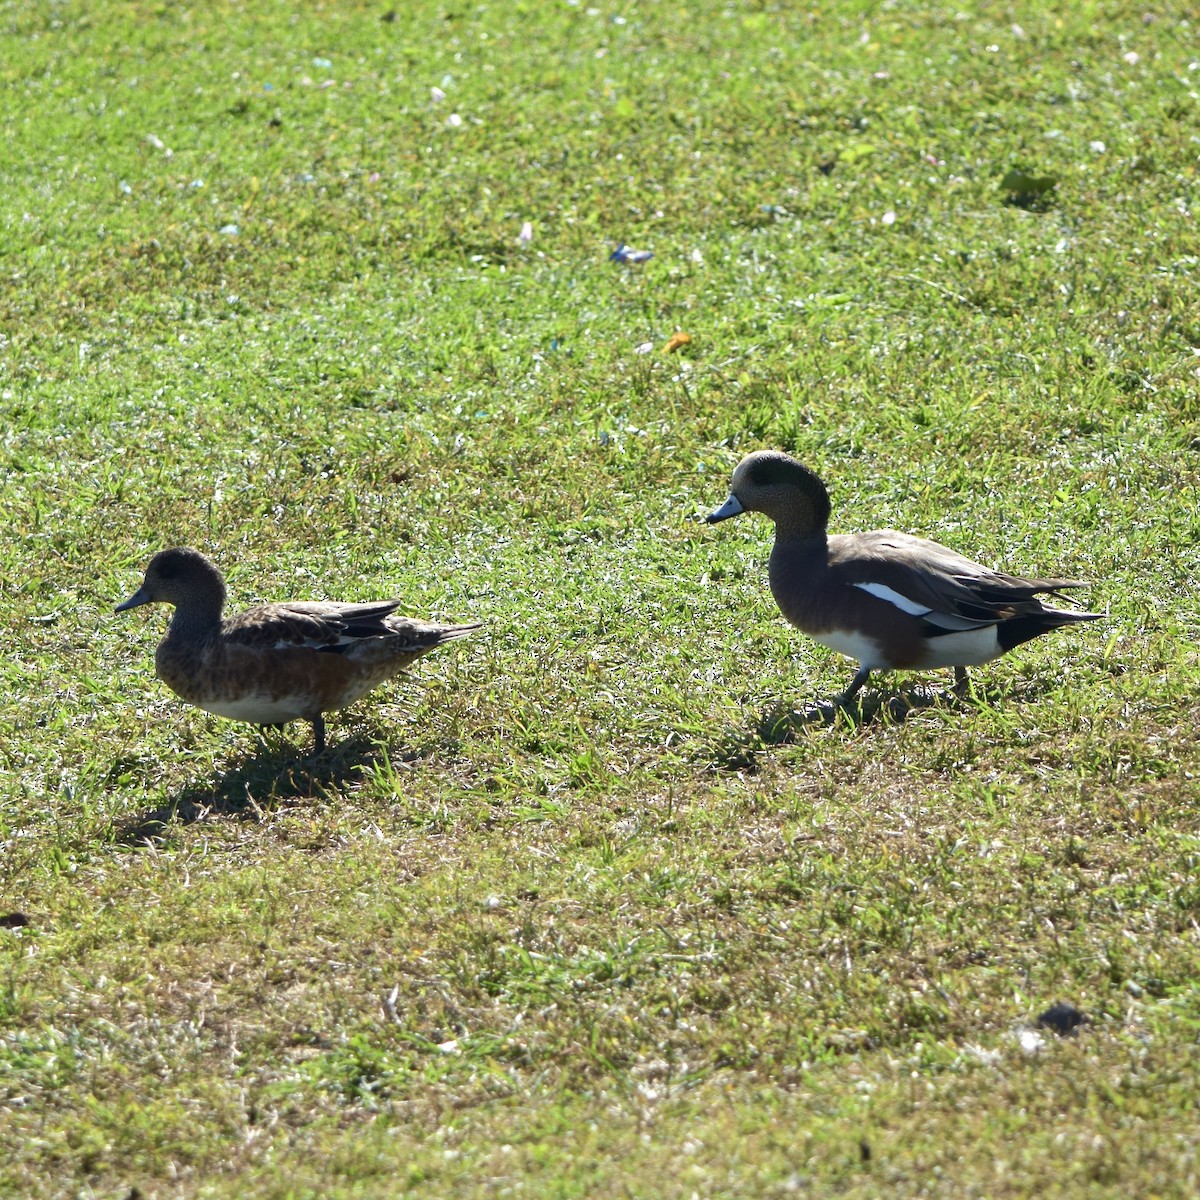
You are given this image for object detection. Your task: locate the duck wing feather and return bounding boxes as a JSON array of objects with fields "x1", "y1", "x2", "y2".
[
  {"x1": 832, "y1": 531, "x2": 1090, "y2": 630},
  {"x1": 221, "y1": 600, "x2": 406, "y2": 651}
]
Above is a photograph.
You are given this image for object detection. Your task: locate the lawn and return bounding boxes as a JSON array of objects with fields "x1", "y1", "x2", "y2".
[{"x1": 2, "y1": 1, "x2": 1200, "y2": 1196}]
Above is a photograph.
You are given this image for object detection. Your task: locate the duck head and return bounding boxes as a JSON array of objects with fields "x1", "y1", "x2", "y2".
[
  {"x1": 116, "y1": 547, "x2": 228, "y2": 615},
  {"x1": 707, "y1": 450, "x2": 831, "y2": 539}
]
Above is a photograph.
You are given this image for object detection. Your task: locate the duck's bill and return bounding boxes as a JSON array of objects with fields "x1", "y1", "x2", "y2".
[
  {"x1": 115, "y1": 587, "x2": 151, "y2": 613},
  {"x1": 706, "y1": 494, "x2": 745, "y2": 523}
]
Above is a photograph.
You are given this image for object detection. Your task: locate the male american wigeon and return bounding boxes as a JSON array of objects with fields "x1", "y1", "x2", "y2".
[
  {"x1": 707, "y1": 450, "x2": 1102, "y2": 706},
  {"x1": 116, "y1": 547, "x2": 480, "y2": 752}
]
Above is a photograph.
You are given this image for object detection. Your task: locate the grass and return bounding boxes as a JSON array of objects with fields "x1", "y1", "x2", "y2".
[{"x1": 3, "y1": 0, "x2": 1200, "y2": 1195}]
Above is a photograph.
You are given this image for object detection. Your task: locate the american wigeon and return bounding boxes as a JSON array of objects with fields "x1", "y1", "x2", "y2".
[
  {"x1": 707, "y1": 450, "x2": 1102, "y2": 706},
  {"x1": 116, "y1": 547, "x2": 480, "y2": 752}
]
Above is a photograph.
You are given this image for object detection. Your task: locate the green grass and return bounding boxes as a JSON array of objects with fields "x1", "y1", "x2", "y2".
[{"x1": 3, "y1": 0, "x2": 1200, "y2": 1195}]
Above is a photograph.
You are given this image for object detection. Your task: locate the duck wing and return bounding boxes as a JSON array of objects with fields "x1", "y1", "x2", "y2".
[
  {"x1": 222, "y1": 600, "x2": 405, "y2": 651},
  {"x1": 832, "y1": 531, "x2": 1090, "y2": 631}
]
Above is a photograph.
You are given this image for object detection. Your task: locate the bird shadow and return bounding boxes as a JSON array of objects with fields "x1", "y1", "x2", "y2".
[
  {"x1": 703, "y1": 686, "x2": 970, "y2": 772},
  {"x1": 111, "y1": 732, "x2": 388, "y2": 847}
]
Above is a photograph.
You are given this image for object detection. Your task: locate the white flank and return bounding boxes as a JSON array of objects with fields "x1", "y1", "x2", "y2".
[
  {"x1": 199, "y1": 694, "x2": 313, "y2": 723},
  {"x1": 917, "y1": 625, "x2": 1002, "y2": 668},
  {"x1": 807, "y1": 624, "x2": 1003, "y2": 671},
  {"x1": 809, "y1": 628, "x2": 887, "y2": 669},
  {"x1": 853, "y1": 581, "x2": 932, "y2": 616}
]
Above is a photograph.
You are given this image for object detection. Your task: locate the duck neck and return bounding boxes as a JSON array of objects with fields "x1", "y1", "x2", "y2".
[
  {"x1": 771, "y1": 513, "x2": 827, "y2": 546},
  {"x1": 165, "y1": 586, "x2": 225, "y2": 644},
  {"x1": 765, "y1": 478, "x2": 831, "y2": 545}
]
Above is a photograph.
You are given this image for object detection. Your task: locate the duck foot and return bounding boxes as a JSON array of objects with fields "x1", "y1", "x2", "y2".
[
  {"x1": 952, "y1": 666, "x2": 971, "y2": 698},
  {"x1": 791, "y1": 696, "x2": 881, "y2": 725},
  {"x1": 793, "y1": 700, "x2": 842, "y2": 725},
  {"x1": 794, "y1": 693, "x2": 924, "y2": 726}
]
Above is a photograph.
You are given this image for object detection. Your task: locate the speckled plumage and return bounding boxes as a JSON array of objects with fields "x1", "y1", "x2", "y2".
[{"x1": 117, "y1": 547, "x2": 480, "y2": 752}]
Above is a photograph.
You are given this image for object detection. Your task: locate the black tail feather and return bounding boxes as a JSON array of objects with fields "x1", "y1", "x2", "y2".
[{"x1": 997, "y1": 608, "x2": 1103, "y2": 653}]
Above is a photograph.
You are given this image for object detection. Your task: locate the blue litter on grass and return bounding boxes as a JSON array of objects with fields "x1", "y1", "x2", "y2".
[{"x1": 610, "y1": 243, "x2": 653, "y2": 263}]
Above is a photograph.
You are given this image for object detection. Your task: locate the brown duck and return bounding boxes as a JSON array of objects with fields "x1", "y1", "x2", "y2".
[{"x1": 116, "y1": 547, "x2": 480, "y2": 752}]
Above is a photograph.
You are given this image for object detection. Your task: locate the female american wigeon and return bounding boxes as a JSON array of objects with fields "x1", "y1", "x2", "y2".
[
  {"x1": 116, "y1": 547, "x2": 480, "y2": 753},
  {"x1": 707, "y1": 450, "x2": 1102, "y2": 706}
]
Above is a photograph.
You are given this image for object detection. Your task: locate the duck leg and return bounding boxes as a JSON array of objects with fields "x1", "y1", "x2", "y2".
[
  {"x1": 837, "y1": 666, "x2": 871, "y2": 707},
  {"x1": 953, "y1": 666, "x2": 970, "y2": 697},
  {"x1": 310, "y1": 715, "x2": 327, "y2": 755}
]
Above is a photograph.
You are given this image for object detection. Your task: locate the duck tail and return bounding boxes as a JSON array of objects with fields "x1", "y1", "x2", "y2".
[
  {"x1": 432, "y1": 621, "x2": 483, "y2": 643},
  {"x1": 998, "y1": 607, "x2": 1103, "y2": 652}
]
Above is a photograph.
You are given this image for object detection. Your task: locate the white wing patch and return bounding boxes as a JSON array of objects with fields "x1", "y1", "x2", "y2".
[
  {"x1": 270, "y1": 634, "x2": 356, "y2": 651},
  {"x1": 853, "y1": 581, "x2": 932, "y2": 616}
]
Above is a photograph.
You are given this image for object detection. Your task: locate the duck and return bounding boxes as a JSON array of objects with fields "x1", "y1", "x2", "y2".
[
  {"x1": 707, "y1": 450, "x2": 1102, "y2": 706},
  {"x1": 116, "y1": 547, "x2": 480, "y2": 752}
]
